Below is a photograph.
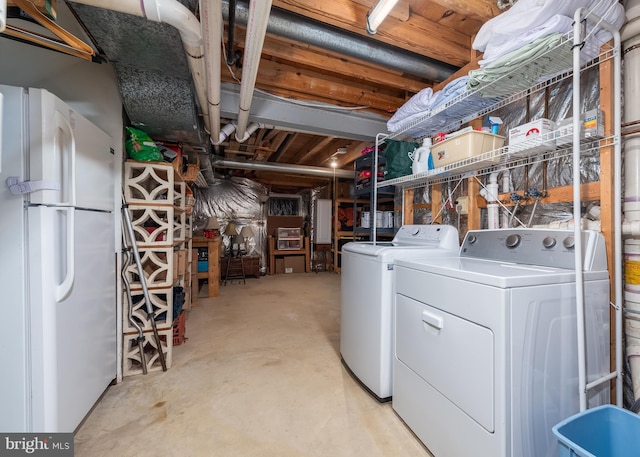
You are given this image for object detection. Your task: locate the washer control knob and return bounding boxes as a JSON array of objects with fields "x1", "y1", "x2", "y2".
[
  {"x1": 411, "y1": 228, "x2": 420, "y2": 236},
  {"x1": 542, "y1": 236, "x2": 557, "y2": 249},
  {"x1": 563, "y1": 236, "x2": 576, "y2": 249},
  {"x1": 505, "y1": 234, "x2": 521, "y2": 248},
  {"x1": 467, "y1": 234, "x2": 478, "y2": 245}
]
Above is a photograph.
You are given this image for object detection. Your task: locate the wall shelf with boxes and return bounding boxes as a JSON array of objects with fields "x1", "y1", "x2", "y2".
[
  {"x1": 354, "y1": 154, "x2": 396, "y2": 240},
  {"x1": 332, "y1": 197, "x2": 369, "y2": 273},
  {"x1": 375, "y1": 29, "x2": 616, "y2": 192},
  {"x1": 122, "y1": 160, "x2": 192, "y2": 376}
]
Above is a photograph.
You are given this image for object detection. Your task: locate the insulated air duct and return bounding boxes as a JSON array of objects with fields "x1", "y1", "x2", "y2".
[
  {"x1": 221, "y1": 0, "x2": 457, "y2": 82},
  {"x1": 73, "y1": 0, "x2": 210, "y2": 130}
]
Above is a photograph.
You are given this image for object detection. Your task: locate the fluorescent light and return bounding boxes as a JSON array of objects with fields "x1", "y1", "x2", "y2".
[{"x1": 366, "y1": 0, "x2": 400, "y2": 34}]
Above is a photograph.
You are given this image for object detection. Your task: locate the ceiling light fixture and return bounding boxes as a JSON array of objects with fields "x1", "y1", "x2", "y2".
[{"x1": 366, "y1": 0, "x2": 400, "y2": 35}]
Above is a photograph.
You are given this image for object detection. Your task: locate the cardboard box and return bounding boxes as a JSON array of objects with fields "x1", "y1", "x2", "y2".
[
  {"x1": 284, "y1": 255, "x2": 305, "y2": 273},
  {"x1": 431, "y1": 130, "x2": 504, "y2": 169},
  {"x1": 554, "y1": 109, "x2": 605, "y2": 146},
  {"x1": 508, "y1": 118, "x2": 556, "y2": 156},
  {"x1": 275, "y1": 258, "x2": 285, "y2": 274}
]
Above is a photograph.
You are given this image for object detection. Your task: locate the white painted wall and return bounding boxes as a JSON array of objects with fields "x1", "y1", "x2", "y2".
[{"x1": 0, "y1": 2, "x2": 125, "y2": 381}]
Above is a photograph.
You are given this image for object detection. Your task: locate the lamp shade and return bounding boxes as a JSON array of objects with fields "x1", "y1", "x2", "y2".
[
  {"x1": 205, "y1": 216, "x2": 220, "y2": 230},
  {"x1": 223, "y1": 222, "x2": 238, "y2": 236},
  {"x1": 240, "y1": 226, "x2": 254, "y2": 238}
]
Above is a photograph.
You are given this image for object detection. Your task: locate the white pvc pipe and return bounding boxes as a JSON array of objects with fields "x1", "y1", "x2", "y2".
[
  {"x1": 501, "y1": 170, "x2": 510, "y2": 228},
  {"x1": 235, "y1": 122, "x2": 263, "y2": 143},
  {"x1": 212, "y1": 122, "x2": 236, "y2": 145},
  {"x1": 200, "y1": 0, "x2": 222, "y2": 140},
  {"x1": 235, "y1": 0, "x2": 272, "y2": 142},
  {"x1": 480, "y1": 172, "x2": 500, "y2": 229}
]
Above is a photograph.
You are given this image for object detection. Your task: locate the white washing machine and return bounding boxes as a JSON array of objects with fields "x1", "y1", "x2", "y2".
[
  {"x1": 393, "y1": 229, "x2": 611, "y2": 457},
  {"x1": 340, "y1": 224, "x2": 459, "y2": 401}
]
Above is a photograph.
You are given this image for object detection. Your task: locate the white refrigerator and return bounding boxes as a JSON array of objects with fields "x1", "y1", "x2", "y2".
[{"x1": 0, "y1": 85, "x2": 117, "y2": 433}]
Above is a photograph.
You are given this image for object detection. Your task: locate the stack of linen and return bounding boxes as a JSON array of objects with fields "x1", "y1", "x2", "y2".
[
  {"x1": 387, "y1": 0, "x2": 624, "y2": 135},
  {"x1": 468, "y1": 0, "x2": 625, "y2": 95}
]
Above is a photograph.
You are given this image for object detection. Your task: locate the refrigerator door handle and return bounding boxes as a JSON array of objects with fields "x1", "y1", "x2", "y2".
[
  {"x1": 55, "y1": 207, "x2": 75, "y2": 302},
  {"x1": 55, "y1": 111, "x2": 76, "y2": 207}
]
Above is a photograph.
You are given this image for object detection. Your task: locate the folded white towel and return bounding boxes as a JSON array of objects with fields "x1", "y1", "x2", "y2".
[
  {"x1": 387, "y1": 87, "x2": 434, "y2": 131},
  {"x1": 480, "y1": 14, "x2": 573, "y2": 67},
  {"x1": 474, "y1": 0, "x2": 624, "y2": 54}
]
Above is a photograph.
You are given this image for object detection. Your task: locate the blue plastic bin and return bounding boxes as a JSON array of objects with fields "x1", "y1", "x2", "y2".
[
  {"x1": 197, "y1": 260, "x2": 208, "y2": 272},
  {"x1": 552, "y1": 405, "x2": 640, "y2": 457}
]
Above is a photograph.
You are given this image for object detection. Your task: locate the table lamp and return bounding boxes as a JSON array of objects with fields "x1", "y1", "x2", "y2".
[
  {"x1": 240, "y1": 226, "x2": 255, "y2": 254},
  {"x1": 223, "y1": 222, "x2": 238, "y2": 255},
  {"x1": 232, "y1": 234, "x2": 245, "y2": 257},
  {"x1": 204, "y1": 216, "x2": 220, "y2": 238}
]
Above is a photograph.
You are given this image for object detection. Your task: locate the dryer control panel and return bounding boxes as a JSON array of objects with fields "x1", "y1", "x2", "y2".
[
  {"x1": 393, "y1": 224, "x2": 459, "y2": 248},
  {"x1": 461, "y1": 229, "x2": 607, "y2": 271}
]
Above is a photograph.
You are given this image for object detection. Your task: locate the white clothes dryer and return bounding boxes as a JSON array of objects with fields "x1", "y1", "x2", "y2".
[
  {"x1": 340, "y1": 224, "x2": 459, "y2": 401},
  {"x1": 393, "y1": 229, "x2": 611, "y2": 457}
]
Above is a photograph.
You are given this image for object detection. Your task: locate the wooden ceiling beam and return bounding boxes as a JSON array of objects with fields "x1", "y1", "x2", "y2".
[
  {"x1": 224, "y1": 59, "x2": 406, "y2": 112},
  {"x1": 269, "y1": 132, "x2": 298, "y2": 163},
  {"x1": 252, "y1": 171, "x2": 330, "y2": 189},
  {"x1": 272, "y1": 0, "x2": 471, "y2": 67},
  {"x1": 293, "y1": 136, "x2": 336, "y2": 164},
  {"x1": 256, "y1": 34, "x2": 429, "y2": 94},
  {"x1": 335, "y1": 141, "x2": 371, "y2": 168},
  {"x1": 427, "y1": 0, "x2": 500, "y2": 21}
]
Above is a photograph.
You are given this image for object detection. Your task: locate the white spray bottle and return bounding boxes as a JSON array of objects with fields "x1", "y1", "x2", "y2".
[{"x1": 412, "y1": 137, "x2": 432, "y2": 174}]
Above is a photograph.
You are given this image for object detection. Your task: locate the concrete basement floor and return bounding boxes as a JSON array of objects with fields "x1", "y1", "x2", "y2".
[{"x1": 74, "y1": 272, "x2": 432, "y2": 457}]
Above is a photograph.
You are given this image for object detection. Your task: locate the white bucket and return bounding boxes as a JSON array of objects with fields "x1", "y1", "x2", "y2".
[{"x1": 361, "y1": 211, "x2": 370, "y2": 228}]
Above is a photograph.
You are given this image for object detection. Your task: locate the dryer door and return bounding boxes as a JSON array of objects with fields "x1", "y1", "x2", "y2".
[{"x1": 395, "y1": 294, "x2": 495, "y2": 431}]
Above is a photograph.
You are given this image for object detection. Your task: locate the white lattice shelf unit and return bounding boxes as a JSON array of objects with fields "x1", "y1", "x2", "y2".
[{"x1": 122, "y1": 160, "x2": 191, "y2": 376}]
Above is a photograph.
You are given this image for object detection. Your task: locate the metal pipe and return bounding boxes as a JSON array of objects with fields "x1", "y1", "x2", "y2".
[
  {"x1": 572, "y1": 7, "x2": 587, "y2": 412},
  {"x1": 121, "y1": 248, "x2": 147, "y2": 375},
  {"x1": 221, "y1": 0, "x2": 457, "y2": 81},
  {"x1": 121, "y1": 199, "x2": 167, "y2": 372},
  {"x1": 211, "y1": 156, "x2": 352, "y2": 179}
]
